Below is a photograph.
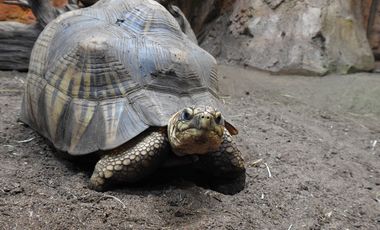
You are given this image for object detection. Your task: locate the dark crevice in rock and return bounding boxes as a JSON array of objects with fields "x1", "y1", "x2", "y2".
[
  {"x1": 263, "y1": 0, "x2": 285, "y2": 10},
  {"x1": 312, "y1": 31, "x2": 326, "y2": 54}
]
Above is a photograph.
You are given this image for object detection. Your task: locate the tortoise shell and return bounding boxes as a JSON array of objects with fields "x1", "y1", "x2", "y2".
[{"x1": 20, "y1": 0, "x2": 221, "y2": 155}]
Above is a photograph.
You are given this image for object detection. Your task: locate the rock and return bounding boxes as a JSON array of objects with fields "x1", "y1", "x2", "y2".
[
  {"x1": 168, "y1": 5, "x2": 198, "y2": 43},
  {"x1": 0, "y1": 0, "x2": 78, "y2": 71},
  {"x1": 0, "y1": 22, "x2": 41, "y2": 71},
  {"x1": 364, "y1": 0, "x2": 380, "y2": 58},
  {"x1": 0, "y1": 0, "x2": 375, "y2": 75},
  {"x1": 263, "y1": 0, "x2": 284, "y2": 10},
  {"x1": 171, "y1": 0, "x2": 235, "y2": 35},
  {"x1": 0, "y1": 0, "x2": 69, "y2": 24},
  {"x1": 0, "y1": 0, "x2": 196, "y2": 71},
  {"x1": 201, "y1": 0, "x2": 375, "y2": 75},
  {"x1": 361, "y1": 0, "x2": 372, "y2": 31},
  {"x1": 322, "y1": 0, "x2": 375, "y2": 74},
  {"x1": 0, "y1": 0, "x2": 35, "y2": 24}
]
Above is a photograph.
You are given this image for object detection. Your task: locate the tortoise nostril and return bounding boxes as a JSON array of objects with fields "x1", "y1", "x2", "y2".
[
  {"x1": 206, "y1": 116, "x2": 210, "y2": 119},
  {"x1": 201, "y1": 115, "x2": 205, "y2": 119}
]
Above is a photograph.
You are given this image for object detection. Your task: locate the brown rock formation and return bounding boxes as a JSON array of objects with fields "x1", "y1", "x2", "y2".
[
  {"x1": 0, "y1": 0, "x2": 197, "y2": 71},
  {"x1": 201, "y1": 0, "x2": 375, "y2": 75},
  {"x1": 0, "y1": 0, "x2": 78, "y2": 70},
  {"x1": 363, "y1": 0, "x2": 380, "y2": 59},
  {"x1": 0, "y1": 0, "x2": 69, "y2": 24},
  {"x1": 361, "y1": 0, "x2": 372, "y2": 31},
  {"x1": 0, "y1": 0, "x2": 376, "y2": 75},
  {"x1": 0, "y1": 0, "x2": 35, "y2": 24},
  {"x1": 171, "y1": 0, "x2": 235, "y2": 35}
]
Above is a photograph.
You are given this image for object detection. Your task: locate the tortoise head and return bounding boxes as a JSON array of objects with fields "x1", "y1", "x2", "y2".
[{"x1": 167, "y1": 106, "x2": 238, "y2": 156}]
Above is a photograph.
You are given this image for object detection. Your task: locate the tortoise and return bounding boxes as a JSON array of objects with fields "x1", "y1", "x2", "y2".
[{"x1": 20, "y1": 0, "x2": 245, "y2": 191}]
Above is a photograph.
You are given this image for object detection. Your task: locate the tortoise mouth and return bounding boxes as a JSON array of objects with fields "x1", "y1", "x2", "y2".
[
  {"x1": 178, "y1": 125, "x2": 223, "y2": 136},
  {"x1": 179, "y1": 127, "x2": 222, "y2": 140},
  {"x1": 170, "y1": 128, "x2": 223, "y2": 156}
]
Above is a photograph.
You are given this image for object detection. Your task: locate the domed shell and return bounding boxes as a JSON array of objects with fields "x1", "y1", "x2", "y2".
[{"x1": 20, "y1": 0, "x2": 221, "y2": 155}]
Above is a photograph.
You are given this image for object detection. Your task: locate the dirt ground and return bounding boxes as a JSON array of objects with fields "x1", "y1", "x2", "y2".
[{"x1": 0, "y1": 65, "x2": 379, "y2": 229}]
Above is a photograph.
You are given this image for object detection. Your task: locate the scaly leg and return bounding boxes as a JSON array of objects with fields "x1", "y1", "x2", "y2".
[
  {"x1": 90, "y1": 129, "x2": 169, "y2": 191},
  {"x1": 195, "y1": 129, "x2": 246, "y2": 194}
]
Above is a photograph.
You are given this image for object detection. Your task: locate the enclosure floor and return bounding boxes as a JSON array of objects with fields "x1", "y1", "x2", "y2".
[{"x1": 0, "y1": 66, "x2": 379, "y2": 229}]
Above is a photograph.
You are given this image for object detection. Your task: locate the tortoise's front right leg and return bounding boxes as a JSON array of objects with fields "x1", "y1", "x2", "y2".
[
  {"x1": 90, "y1": 129, "x2": 169, "y2": 191},
  {"x1": 195, "y1": 129, "x2": 246, "y2": 194}
]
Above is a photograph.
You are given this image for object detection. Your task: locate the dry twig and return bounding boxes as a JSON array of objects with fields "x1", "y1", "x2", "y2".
[
  {"x1": 371, "y1": 140, "x2": 377, "y2": 150},
  {"x1": 16, "y1": 137, "x2": 35, "y2": 143},
  {"x1": 264, "y1": 163, "x2": 272, "y2": 178},
  {"x1": 103, "y1": 194, "x2": 126, "y2": 209},
  {"x1": 250, "y1": 158, "x2": 263, "y2": 167}
]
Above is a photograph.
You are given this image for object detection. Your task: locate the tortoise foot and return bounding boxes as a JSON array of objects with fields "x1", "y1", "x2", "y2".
[
  {"x1": 89, "y1": 129, "x2": 169, "y2": 190},
  {"x1": 195, "y1": 129, "x2": 246, "y2": 193},
  {"x1": 89, "y1": 174, "x2": 107, "y2": 191}
]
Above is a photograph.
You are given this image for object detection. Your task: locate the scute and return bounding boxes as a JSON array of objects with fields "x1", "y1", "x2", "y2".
[{"x1": 20, "y1": 0, "x2": 221, "y2": 155}]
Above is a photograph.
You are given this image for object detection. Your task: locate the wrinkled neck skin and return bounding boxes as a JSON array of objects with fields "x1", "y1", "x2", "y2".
[{"x1": 167, "y1": 108, "x2": 224, "y2": 156}]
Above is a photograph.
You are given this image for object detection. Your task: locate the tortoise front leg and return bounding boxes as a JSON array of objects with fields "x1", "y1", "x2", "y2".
[
  {"x1": 90, "y1": 129, "x2": 169, "y2": 191},
  {"x1": 195, "y1": 129, "x2": 246, "y2": 194}
]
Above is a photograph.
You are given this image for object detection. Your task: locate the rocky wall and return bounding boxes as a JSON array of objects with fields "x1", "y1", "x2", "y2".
[
  {"x1": 201, "y1": 0, "x2": 375, "y2": 75},
  {"x1": 363, "y1": 0, "x2": 380, "y2": 58},
  {"x1": 0, "y1": 0, "x2": 376, "y2": 75},
  {"x1": 0, "y1": 0, "x2": 35, "y2": 24}
]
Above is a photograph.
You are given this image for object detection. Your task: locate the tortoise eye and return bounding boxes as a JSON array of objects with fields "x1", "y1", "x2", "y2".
[
  {"x1": 215, "y1": 112, "x2": 223, "y2": 124},
  {"x1": 181, "y1": 108, "x2": 193, "y2": 121}
]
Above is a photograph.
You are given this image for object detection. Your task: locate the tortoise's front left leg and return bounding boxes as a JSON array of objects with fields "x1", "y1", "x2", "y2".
[
  {"x1": 90, "y1": 129, "x2": 169, "y2": 191},
  {"x1": 195, "y1": 129, "x2": 246, "y2": 194}
]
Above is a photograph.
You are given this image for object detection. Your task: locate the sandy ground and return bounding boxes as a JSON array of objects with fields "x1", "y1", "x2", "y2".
[{"x1": 0, "y1": 66, "x2": 379, "y2": 229}]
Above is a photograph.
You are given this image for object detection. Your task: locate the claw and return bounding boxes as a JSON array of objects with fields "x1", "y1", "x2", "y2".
[{"x1": 89, "y1": 174, "x2": 106, "y2": 191}]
